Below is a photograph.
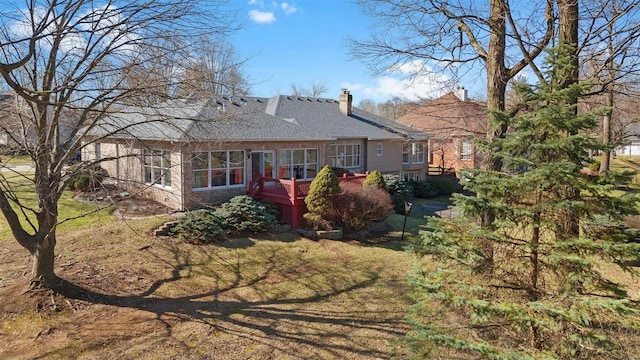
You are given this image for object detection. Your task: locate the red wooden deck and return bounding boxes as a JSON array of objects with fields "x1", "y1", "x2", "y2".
[{"x1": 248, "y1": 173, "x2": 368, "y2": 228}]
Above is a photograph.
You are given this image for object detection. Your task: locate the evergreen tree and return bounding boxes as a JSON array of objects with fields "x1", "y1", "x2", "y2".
[
  {"x1": 407, "y1": 47, "x2": 640, "y2": 359},
  {"x1": 304, "y1": 165, "x2": 340, "y2": 230},
  {"x1": 363, "y1": 170, "x2": 387, "y2": 189}
]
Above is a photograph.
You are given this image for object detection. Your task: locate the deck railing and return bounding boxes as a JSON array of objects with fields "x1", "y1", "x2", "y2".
[
  {"x1": 248, "y1": 172, "x2": 369, "y2": 227},
  {"x1": 249, "y1": 172, "x2": 368, "y2": 202}
]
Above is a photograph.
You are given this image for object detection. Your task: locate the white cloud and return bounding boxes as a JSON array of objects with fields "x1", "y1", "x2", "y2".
[
  {"x1": 342, "y1": 61, "x2": 452, "y2": 102},
  {"x1": 248, "y1": 0, "x2": 262, "y2": 4},
  {"x1": 281, "y1": 2, "x2": 298, "y2": 15},
  {"x1": 248, "y1": 9, "x2": 276, "y2": 23},
  {"x1": 389, "y1": 60, "x2": 428, "y2": 74}
]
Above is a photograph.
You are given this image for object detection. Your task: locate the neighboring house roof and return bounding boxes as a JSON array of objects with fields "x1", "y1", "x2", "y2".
[
  {"x1": 396, "y1": 91, "x2": 487, "y2": 139},
  {"x1": 89, "y1": 93, "x2": 427, "y2": 142}
]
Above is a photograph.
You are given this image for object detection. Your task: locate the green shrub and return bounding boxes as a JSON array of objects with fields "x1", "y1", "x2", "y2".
[
  {"x1": 169, "y1": 209, "x2": 226, "y2": 244},
  {"x1": 259, "y1": 200, "x2": 281, "y2": 222},
  {"x1": 68, "y1": 164, "x2": 106, "y2": 191},
  {"x1": 214, "y1": 195, "x2": 277, "y2": 233},
  {"x1": 334, "y1": 182, "x2": 393, "y2": 233},
  {"x1": 588, "y1": 159, "x2": 601, "y2": 172},
  {"x1": 383, "y1": 174, "x2": 413, "y2": 214},
  {"x1": 412, "y1": 180, "x2": 439, "y2": 198},
  {"x1": 304, "y1": 165, "x2": 340, "y2": 230},
  {"x1": 363, "y1": 170, "x2": 387, "y2": 189},
  {"x1": 427, "y1": 175, "x2": 462, "y2": 195}
]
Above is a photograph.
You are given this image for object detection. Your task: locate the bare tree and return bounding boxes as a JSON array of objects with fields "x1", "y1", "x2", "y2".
[
  {"x1": 177, "y1": 36, "x2": 251, "y2": 98},
  {"x1": 578, "y1": 0, "x2": 640, "y2": 171},
  {"x1": 289, "y1": 82, "x2": 328, "y2": 98},
  {"x1": 0, "y1": 0, "x2": 238, "y2": 288},
  {"x1": 357, "y1": 99, "x2": 377, "y2": 114},
  {"x1": 356, "y1": 97, "x2": 411, "y2": 120},
  {"x1": 118, "y1": 35, "x2": 189, "y2": 106},
  {"x1": 350, "y1": 0, "x2": 554, "y2": 170}
]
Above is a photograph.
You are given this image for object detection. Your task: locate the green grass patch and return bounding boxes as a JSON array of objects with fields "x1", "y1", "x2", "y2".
[
  {"x1": 386, "y1": 213, "x2": 429, "y2": 242},
  {"x1": 1, "y1": 155, "x2": 32, "y2": 166},
  {"x1": 0, "y1": 172, "x2": 111, "y2": 241}
]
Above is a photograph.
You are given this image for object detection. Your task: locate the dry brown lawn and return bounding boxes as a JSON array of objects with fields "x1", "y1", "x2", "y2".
[{"x1": 0, "y1": 215, "x2": 415, "y2": 360}]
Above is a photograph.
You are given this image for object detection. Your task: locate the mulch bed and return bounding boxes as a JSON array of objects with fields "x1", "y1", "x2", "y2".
[{"x1": 74, "y1": 185, "x2": 171, "y2": 218}]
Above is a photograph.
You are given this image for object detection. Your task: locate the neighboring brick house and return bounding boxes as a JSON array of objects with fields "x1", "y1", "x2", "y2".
[
  {"x1": 81, "y1": 90, "x2": 428, "y2": 218},
  {"x1": 396, "y1": 88, "x2": 487, "y2": 175}
]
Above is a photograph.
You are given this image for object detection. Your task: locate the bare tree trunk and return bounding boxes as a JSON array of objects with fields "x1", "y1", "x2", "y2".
[
  {"x1": 481, "y1": 0, "x2": 508, "y2": 231},
  {"x1": 30, "y1": 190, "x2": 59, "y2": 288},
  {"x1": 600, "y1": 107, "x2": 613, "y2": 173},
  {"x1": 557, "y1": 0, "x2": 579, "y2": 94},
  {"x1": 529, "y1": 192, "x2": 542, "y2": 349},
  {"x1": 30, "y1": 233, "x2": 57, "y2": 288},
  {"x1": 600, "y1": 8, "x2": 617, "y2": 174},
  {"x1": 557, "y1": 0, "x2": 580, "y2": 237}
]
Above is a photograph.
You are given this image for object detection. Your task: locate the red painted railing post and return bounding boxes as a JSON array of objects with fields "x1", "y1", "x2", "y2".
[
  {"x1": 290, "y1": 177, "x2": 299, "y2": 228},
  {"x1": 290, "y1": 177, "x2": 297, "y2": 203}
]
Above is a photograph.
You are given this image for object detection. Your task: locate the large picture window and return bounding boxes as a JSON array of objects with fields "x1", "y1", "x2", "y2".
[
  {"x1": 402, "y1": 143, "x2": 424, "y2": 164},
  {"x1": 143, "y1": 149, "x2": 171, "y2": 187},
  {"x1": 329, "y1": 144, "x2": 361, "y2": 168},
  {"x1": 278, "y1": 148, "x2": 318, "y2": 179},
  {"x1": 192, "y1": 150, "x2": 245, "y2": 189}
]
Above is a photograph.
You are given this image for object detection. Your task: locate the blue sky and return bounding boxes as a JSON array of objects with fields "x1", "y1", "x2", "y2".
[{"x1": 232, "y1": 1, "x2": 487, "y2": 104}]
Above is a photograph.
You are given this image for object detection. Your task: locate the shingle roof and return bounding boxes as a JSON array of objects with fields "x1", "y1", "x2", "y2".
[
  {"x1": 265, "y1": 95, "x2": 426, "y2": 140},
  {"x1": 89, "y1": 94, "x2": 427, "y2": 142},
  {"x1": 396, "y1": 92, "x2": 487, "y2": 138}
]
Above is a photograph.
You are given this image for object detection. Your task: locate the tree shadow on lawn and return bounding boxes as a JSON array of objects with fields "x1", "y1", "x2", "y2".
[{"x1": 49, "y1": 241, "x2": 409, "y2": 359}]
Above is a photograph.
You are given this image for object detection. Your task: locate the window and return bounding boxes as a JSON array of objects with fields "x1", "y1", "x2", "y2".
[
  {"x1": 402, "y1": 144, "x2": 410, "y2": 164},
  {"x1": 403, "y1": 171, "x2": 418, "y2": 182},
  {"x1": 329, "y1": 144, "x2": 361, "y2": 168},
  {"x1": 461, "y1": 139, "x2": 472, "y2": 160},
  {"x1": 278, "y1": 148, "x2": 317, "y2": 179},
  {"x1": 402, "y1": 143, "x2": 424, "y2": 164},
  {"x1": 192, "y1": 150, "x2": 245, "y2": 189},
  {"x1": 377, "y1": 143, "x2": 383, "y2": 156},
  {"x1": 143, "y1": 149, "x2": 171, "y2": 187},
  {"x1": 412, "y1": 143, "x2": 425, "y2": 163}
]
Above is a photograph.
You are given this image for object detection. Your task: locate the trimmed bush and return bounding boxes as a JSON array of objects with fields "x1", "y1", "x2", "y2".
[
  {"x1": 304, "y1": 165, "x2": 340, "y2": 230},
  {"x1": 363, "y1": 170, "x2": 387, "y2": 189},
  {"x1": 169, "y1": 209, "x2": 226, "y2": 244},
  {"x1": 412, "y1": 180, "x2": 439, "y2": 198},
  {"x1": 68, "y1": 164, "x2": 106, "y2": 191},
  {"x1": 334, "y1": 182, "x2": 393, "y2": 233},
  {"x1": 427, "y1": 174, "x2": 463, "y2": 195},
  {"x1": 213, "y1": 195, "x2": 277, "y2": 233},
  {"x1": 383, "y1": 174, "x2": 413, "y2": 214}
]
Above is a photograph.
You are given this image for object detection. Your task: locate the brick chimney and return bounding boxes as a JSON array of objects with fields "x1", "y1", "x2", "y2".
[
  {"x1": 339, "y1": 89, "x2": 352, "y2": 115},
  {"x1": 454, "y1": 86, "x2": 468, "y2": 102}
]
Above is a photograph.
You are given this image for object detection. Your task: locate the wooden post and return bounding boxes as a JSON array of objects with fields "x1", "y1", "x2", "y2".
[
  {"x1": 290, "y1": 177, "x2": 297, "y2": 203},
  {"x1": 290, "y1": 177, "x2": 299, "y2": 228}
]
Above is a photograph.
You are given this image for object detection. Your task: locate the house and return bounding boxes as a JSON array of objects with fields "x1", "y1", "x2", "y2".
[
  {"x1": 81, "y1": 90, "x2": 428, "y2": 225},
  {"x1": 395, "y1": 88, "x2": 487, "y2": 175}
]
